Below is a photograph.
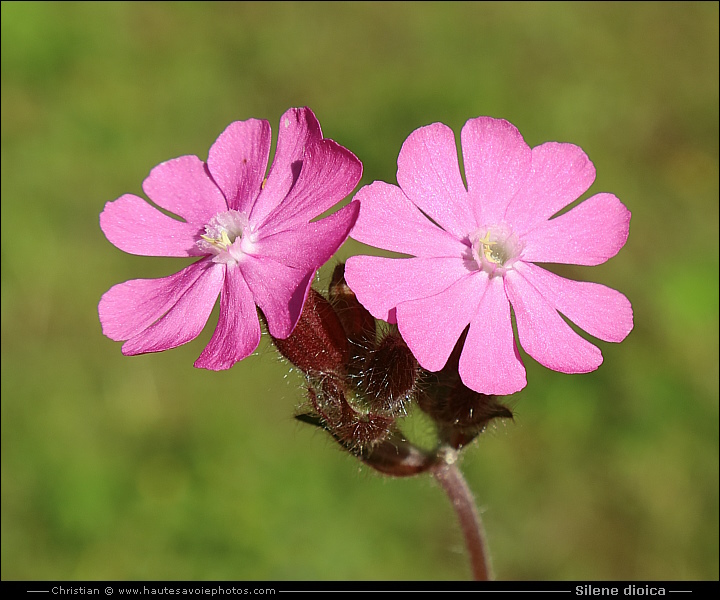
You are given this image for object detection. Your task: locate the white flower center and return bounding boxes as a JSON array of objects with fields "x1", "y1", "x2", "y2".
[
  {"x1": 196, "y1": 210, "x2": 251, "y2": 264},
  {"x1": 471, "y1": 226, "x2": 523, "y2": 277}
]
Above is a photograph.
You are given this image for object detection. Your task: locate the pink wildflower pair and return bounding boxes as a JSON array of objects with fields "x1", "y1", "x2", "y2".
[{"x1": 99, "y1": 109, "x2": 633, "y2": 394}]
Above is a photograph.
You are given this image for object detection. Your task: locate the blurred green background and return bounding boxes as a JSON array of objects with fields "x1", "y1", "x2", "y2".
[{"x1": 2, "y1": 1, "x2": 718, "y2": 581}]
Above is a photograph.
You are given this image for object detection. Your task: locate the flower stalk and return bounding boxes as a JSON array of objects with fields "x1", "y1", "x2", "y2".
[{"x1": 431, "y1": 454, "x2": 492, "y2": 581}]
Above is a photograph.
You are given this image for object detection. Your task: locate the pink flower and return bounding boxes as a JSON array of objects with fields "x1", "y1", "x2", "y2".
[
  {"x1": 345, "y1": 117, "x2": 633, "y2": 395},
  {"x1": 99, "y1": 107, "x2": 362, "y2": 370}
]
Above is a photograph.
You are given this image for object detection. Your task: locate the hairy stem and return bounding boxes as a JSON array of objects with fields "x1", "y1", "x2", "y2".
[{"x1": 431, "y1": 455, "x2": 492, "y2": 581}]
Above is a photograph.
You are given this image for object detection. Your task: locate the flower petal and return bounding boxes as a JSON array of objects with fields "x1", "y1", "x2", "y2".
[
  {"x1": 240, "y1": 255, "x2": 314, "y2": 339},
  {"x1": 460, "y1": 117, "x2": 532, "y2": 227},
  {"x1": 194, "y1": 265, "x2": 262, "y2": 370},
  {"x1": 396, "y1": 122, "x2": 475, "y2": 241},
  {"x1": 207, "y1": 118, "x2": 272, "y2": 214},
  {"x1": 521, "y1": 193, "x2": 631, "y2": 266},
  {"x1": 459, "y1": 275, "x2": 527, "y2": 395},
  {"x1": 99, "y1": 260, "x2": 211, "y2": 342},
  {"x1": 514, "y1": 262, "x2": 633, "y2": 342},
  {"x1": 505, "y1": 142, "x2": 596, "y2": 236},
  {"x1": 257, "y1": 138, "x2": 362, "y2": 235},
  {"x1": 100, "y1": 194, "x2": 204, "y2": 257},
  {"x1": 120, "y1": 261, "x2": 225, "y2": 355},
  {"x1": 142, "y1": 155, "x2": 228, "y2": 226},
  {"x1": 344, "y1": 255, "x2": 475, "y2": 323},
  {"x1": 248, "y1": 107, "x2": 324, "y2": 226},
  {"x1": 396, "y1": 272, "x2": 486, "y2": 372},
  {"x1": 505, "y1": 269, "x2": 603, "y2": 374},
  {"x1": 253, "y1": 201, "x2": 359, "y2": 271},
  {"x1": 349, "y1": 181, "x2": 469, "y2": 258}
]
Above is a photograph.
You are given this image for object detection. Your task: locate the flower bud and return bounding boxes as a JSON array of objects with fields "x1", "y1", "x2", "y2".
[
  {"x1": 420, "y1": 383, "x2": 513, "y2": 429},
  {"x1": 271, "y1": 288, "x2": 349, "y2": 376},
  {"x1": 337, "y1": 410, "x2": 395, "y2": 452},
  {"x1": 328, "y1": 263, "x2": 376, "y2": 348},
  {"x1": 296, "y1": 404, "x2": 435, "y2": 477},
  {"x1": 303, "y1": 376, "x2": 395, "y2": 451},
  {"x1": 418, "y1": 380, "x2": 513, "y2": 449},
  {"x1": 307, "y1": 375, "x2": 348, "y2": 430},
  {"x1": 356, "y1": 328, "x2": 419, "y2": 415}
]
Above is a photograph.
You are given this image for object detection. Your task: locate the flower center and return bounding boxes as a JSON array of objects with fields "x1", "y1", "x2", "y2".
[
  {"x1": 471, "y1": 226, "x2": 523, "y2": 277},
  {"x1": 196, "y1": 210, "x2": 250, "y2": 264}
]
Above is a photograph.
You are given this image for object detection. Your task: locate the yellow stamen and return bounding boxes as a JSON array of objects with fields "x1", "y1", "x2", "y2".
[
  {"x1": 477, "y1": 232, "x2": 502, "y2": 263},
  {"x1": 200, "y1": 230, "x2": 234, "y2": 251}
]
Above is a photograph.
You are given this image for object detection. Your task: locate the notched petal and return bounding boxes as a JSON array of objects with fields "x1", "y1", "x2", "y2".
[
  {"x1": 522, "y1": 193, "x2": 631, "y2": 266},
  {"x1": 396, "y1": 122, "x2": 475, "y2": 240},
  {"x1": 505, "y1": 269, "x2": 603, "y2": 374},
  {"x1": 100, "y1": 194, "x2": 203, "y2": 257},
  {"x1": 142, "y1": 155, "x2": 228, "y2": 226},
  {"x1": 194, "y1": 265, "x2": 262, "y2": 370},
  {"x1": 120, "y1": 262, "x2": 224, "y2": 356},
  {"x1": 207, "y1": 118, "x2": 272, "y2": 214},
  {"x1": 514, "y1": 262, "x2": 633, "y2": 343}
]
